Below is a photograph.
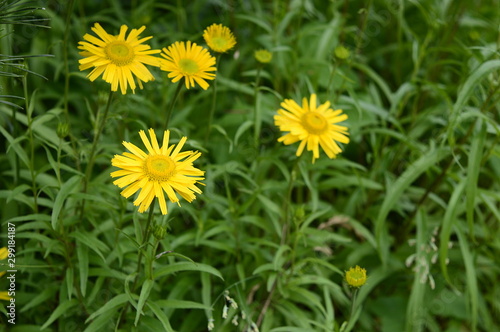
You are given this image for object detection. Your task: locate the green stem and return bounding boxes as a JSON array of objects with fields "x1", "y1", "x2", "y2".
[
  {"x1": 350, "y1": 288, "x2": 359, "y2": 318},
  {"x1": 56, "y1": 137, "x2": 63, "y2": 187},
  {"x1": 253, "y1": 66, "x2": 262, "y2": 147},
  {"x1": 116, "y1": 201, "x2": 156, "y2": 330},
  {"x1": 133, "y1": 200, "x2": 156, "y2": 291},
  {"x1": 281, "y1": 157, "x2": 301, "y2": 246},
  {"x1": 205, "y1": 54, "x2": 221, "y2": 144},
  {"x1": 83, "y1": 90, "x2": 114, "y2": 193},
  {"x1": 79, "y1": 91, "x2": 113, "y2": 223},
  {"x1": 23, "y1": 70, "x2": 38, "y2": 213},
  {"x1": 164, "y1": 82, "x2": 183, "y2": 130}
]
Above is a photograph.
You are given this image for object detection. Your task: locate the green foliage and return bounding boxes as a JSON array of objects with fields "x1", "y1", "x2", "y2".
[{"x1": 1, "y1": 0, "x2": 500, "y2": 331}]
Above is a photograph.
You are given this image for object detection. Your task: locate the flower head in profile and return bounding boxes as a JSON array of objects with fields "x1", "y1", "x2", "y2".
[
  {"x1": 111, "y1": 129, "x2": 204, "y2": 215},
  {"x1": 345, "y1": 265, "x2": 367, "y2": 288},
  {"x1": 160, "y1": 41, "x2": 216, "y2": 90},
  {"x1": 78, "y1": 23, "x2": 161, "y2": 94},
  {"x1": 203, "y1": 24, "x2": 236, "y2": 53},
  {"x1": 274, "y1": 94, "x2": 349, "y2": 163},
  {"x1": 254, "y1": 49, "x2": 272, "y2": 63}
]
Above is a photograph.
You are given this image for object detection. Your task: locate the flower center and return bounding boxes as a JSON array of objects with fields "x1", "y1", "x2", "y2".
[
  {"x1": 144, "y1": 155, "x2": 176, "y2": 182},
  {"x1": 178, "y1": 59, "x2": 199, "y2": 74},
  {"x1": 302, "y1": 112, "x2": 328, "y2": 134},
  {"x1": 105, "y1": 41, "x2": 135, "y2": 66},
  {"x1": 211, "y1": 37, "x2": 228, "y2": 50}
]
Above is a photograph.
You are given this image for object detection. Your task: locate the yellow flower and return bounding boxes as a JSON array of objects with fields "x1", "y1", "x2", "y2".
[
  {"x1": 274, "y1": 94, "x2": 349, "y2": 163},
  {"x1": 1, "y1": 247, "x2": 11, "y2": 301},
  {"x1": 111, "y1": 129, "x2": 204, "y2": 215},
  {"x1": 0, "y1": 247, "x2": 7, "y2": 261},
  {"x1": 345, "y1": 265, "x2": 367, "y2": 288},
  {"x1": 160, "y1": 41, "x2": 216, "y2": 90},
  {"x1": 0, "y1": 247, "x2": 8, "y2": 278},
  {"x1": 203, "y1": 23, "x2": 236, "y2": 53},
  {"x1": 254, "y1": 49, "x2": 272, "y2": 63},
  {"x1": 0, "y1": 292, "x2": 11, "y2": 301},
  {"x1": 78, "y1": 23, "x2": 161, "y2": 94}
]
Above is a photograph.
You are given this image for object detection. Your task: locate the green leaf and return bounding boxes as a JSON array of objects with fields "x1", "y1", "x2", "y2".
[
  {"x1": 65, "y1": 267, "x2": 74, "y2": 300},
  {"x1": 146, "y1": 301, "x2": 174, "y2": 332},
  {"x1": 439, "y1": 180, "x2": 466, "y2": 284},
  {"x1": 155, "y1": 299, "x2": 212, "y2": 311},
  {"x1": 20, "y1": 286, "x2": 58, "y2": 313},
  {"x1": 85, "y1": 294, "x2": 128, "y2": 323},
  {"x1": 135, "y1": 279, "x2": 154, "y2": 326},
  {"x1": 375, "y1": 146, "x2": 449, "y2": 264},
  {"x1": 83, "y1": 306, "x2": 118, "y2": 332},
  {"x1": 51, "y1": 175, "x2": 81, "y2": 230},
  {"x1": 405, "y1": 210, "x2": 428, "y2": 332},
  {"x1": 153, "y1": 262, "x2": 223, "y2": 280},
  {"x1": 234, "y1": 120, "x2": 253, "y2": 146},
  {"x1": 449, "y1": 59, "x2": 500, "y2": 145},
  {"x1": 0, "y1": 125, "x2": 30, "y2": 168},
  {"x1": 77, "y1": 242, "x2": 89, "y2": 296},
  {"x1": 235, "y1": 14, "x2": 272, "y2": 33},
  {"x1": 40, "y1": 299, "x2": 78, "y2": 330},
  {"x1": 70, "y1": 232, "x2": 110, "y2": 263},
  {"x1": 456, "y1": 225, "x2": 478, "y2": 331},
  {"x1": 466, "y1": 120, "x2": 487, "y2": 234}
]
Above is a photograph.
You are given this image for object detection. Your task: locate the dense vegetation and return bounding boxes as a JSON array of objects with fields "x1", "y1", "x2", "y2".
[{"x1": 1, "y1": 0, "x2": 499, "y2": 331}]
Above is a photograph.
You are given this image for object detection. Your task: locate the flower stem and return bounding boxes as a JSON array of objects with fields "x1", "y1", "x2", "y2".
[
  {"x1": 83, "y1": 91, "x2": 114, "y2": 191},
  {"x1": 116, "y1": 201, "x2": 156, "y2": 330},
  {"x1": 133, "y1": 200, "x2": 156, "y2": 290},
  {"x1": 164, "y1": 82, "x2": 184, "y2": 130},
  {"x1": 350, "y1": 288, "x2": 359, "y2": 318},
  {"x1": 79, "y1": 91, "x2": 113, "y2": 221},
  {"x1": 205, "y1": 54, "x2": 221, "y2": 144},
  {"x1": 253, "y1": 65, "x2": 262, "y2": 147}
]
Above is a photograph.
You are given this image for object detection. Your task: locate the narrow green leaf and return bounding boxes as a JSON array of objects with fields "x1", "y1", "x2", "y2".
[
  {"x1": 77, "y1": 242, "x2": 89, "y2": 296},
  {"x1": 40, "y1": 299, "x2": 78, "y2": 330},
  {"x1": 0, "y1": 125, "x2": 30, "y2": 168},
  {"x1": 375, "y1": 146, "x2": 449, "y2": 263},
  {"x1": 235, "y1": 14, "x2": 272, "y2": 33},
  {"x1": 201, "y1": 269, "x2": 212, "y2": 319},
  {"x1": 66, "y1": 267, "x2": 74, "y2": 300},
  {"x1": 316, "y1": 17, "x2": 342, "y2": 58},
  {"x1": 153, "y1": 262, "x2": 223, "y2": 280},
  {"x1": 234, "y1": 120, "x2": 253, "y2": 146},
  {"x1": 456, "y1": 225, "x2": 478, "y2": 332},
  {"x1": 20, "y1": 286, "x2": 58, "y2": 313},
  {"x1": 51, "y1": 175, "x2": 81, "y2": 229},
  {"x1": 449, "y1": 59, "x2": 500, "y2": 145},
  {"x1": 439, "y1": 180, "x2": 466, "y2": 284},
  {"x1": 146, "y1": 301, "x2": 174, "y2": 332},
  {"x1": 135, "y1": 279, "x2": 154, "y2": 326},
  {"x1": 70, "y1": 232, "x2": 110, "y2": 263},
  {"x1": 85, "y1": 294, "x2": 128, "y2": 323},
  {"x1": 405, "y1": 210, "x2": 427, "y2": 332},
  {"x1": 351, "y1": 62, "x2": 393, "y2": 103},
  {"x1": 155, "y1": 299, "x2": 212, "y2": 311},
  {"x1": 466, "y1": 120, "x2": 487, "y2": 235},
  {"x1": 83, "y1": 306, "x2": 117, "y2": 332}
]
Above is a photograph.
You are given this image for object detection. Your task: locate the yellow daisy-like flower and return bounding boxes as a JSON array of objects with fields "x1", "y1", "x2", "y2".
[
  {"x1": 345, "y1": 265, "x2": 367, "y2": 288},
  {"x1": 78, "y1": 23, "x2": 161, "y2": 95},
  {"x1": 254, "y1": 49, "x2": 272, "y2": 63},
  {"x1": 274, "y1": 94, "x2": 349, "y2": 163},
  {"x1": 160, "y1": 41, "x2": 216, "y2": 90},
  {"x1": 111, "y1": 129, "x2": 204, "y2": 215},
  {"x1": 203, "y1": 23, "x2": 236, "y2": 53}
]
